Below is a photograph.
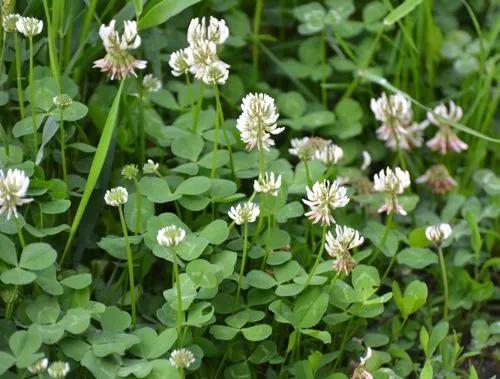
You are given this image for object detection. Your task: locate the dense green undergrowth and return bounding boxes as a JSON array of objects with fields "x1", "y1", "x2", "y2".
[{"x1": 0, "y1": 0, "x2": 498, "y2": 378}]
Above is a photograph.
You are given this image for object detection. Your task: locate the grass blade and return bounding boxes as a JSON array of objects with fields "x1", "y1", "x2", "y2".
[
  {"x1": 384, "y1": 0, "x2": 424, "y2": 26},
  {"x1": 60, "y1": 81, "x2": 124, "y2": 265}
]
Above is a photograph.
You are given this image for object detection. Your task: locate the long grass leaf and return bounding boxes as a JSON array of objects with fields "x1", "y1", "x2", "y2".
[
  {"x1": 384, "y1": 0, "x2": 424, "y2": 26},
  {"x1": 60, "y1": 81, "x2": 124, "y2": 265},
  {"x1": 358, "y1": 70, "x2": 500, "y2": 144}
]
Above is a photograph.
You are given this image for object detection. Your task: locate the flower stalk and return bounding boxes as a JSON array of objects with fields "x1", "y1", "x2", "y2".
[{"x1": 118, "y1": 205, "x2": 137, "y2": 326}]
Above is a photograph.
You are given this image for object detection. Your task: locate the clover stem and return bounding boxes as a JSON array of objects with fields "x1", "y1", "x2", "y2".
[
  {"x1": 304, "y1": 225, "x2": 327, "y2": 288},
  {"x1": 303, "y1": 159, "x2": 312, "y2": 186},
  {"x1": 13, "y1": 33, "x2": 25, "y2": 119},
  {"x1": 59, "y1": 107, "x2": 68, "y2": 184},
  {"x1": 28, "y1": 36, "x2": 38, "y2": 156},
  {"x1": 14, "y1": 217, "x2": 26, "y2": 248},
  {"x1": 192, "y1": 82, "x2": 204, "y2": 133},
  {"x1": 437, "y1": 245, "x2": 449, "y2": 320},
  {"x1": 118, "y1": 205, "x2": 137, "y2": 326},
  {"x1": 235, "y1": 223, "x2": 249, "y2": 307},
  {"x1": 214, "y1": 84, "x2": 235, "y2": 178},
  {"x1": 133, "y1": 178, "x2": 142, "y2": 236},
  {"x1": 172, "y1": 246, "x2": 184, "y2": 341}
]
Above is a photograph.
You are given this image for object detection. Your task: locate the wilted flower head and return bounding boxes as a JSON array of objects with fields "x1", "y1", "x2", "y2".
[
  {"x1": 303, "y1": 180, "x2": 349, "y2": 225},
  {"x1": 315, "y1": 143, "x2": 343, "y2": 165},
  {"x1": 352, "y1": 348, "x2": 373, "y2": 379},
  {"x1": 202, "y1": 60, "x2": 230, "y2": 85},
  {"x1": 121, "y1": 164, "x2": 139, "y2": 180},
  {"x1": 143, "y1": 74, "x2": 162, "y2": 92},
  {"x1": 0, "y1": 169, "x2": 33, "y2": 219},
  {"x1": 236, "y1": 93, "x2": 283, "y2": 151},
  {"x1": 93, "y1": 20, "x2": 147, "y2": 80},
  {"x1": 188, "y1": 16, "x2": 229, "y2": 46},
  {"x1": 254, "y1": 172, "x2": 282, "y2": 196},
  {"x1": 325, "y1": 225, "x2": 364, "y2": 275},
  {"x1": 2, "y1": 13, "x2": 20, "y2": 32},
  {"x1": 361, "y1": 151, "x2": 371, "y2": 171},
  {"x1": 28, "y1": 358, "x2": 48, "y2": 374},
  {"x1": 169, "y1": 48, "x2": 191, "y2": 77},
  {"x1": 143, "y1": 159, "x2": 159, "y2": 174},
  {"x1": 228, "y1": 202, "x2": 260, "y2": 225},
  {"x1": 53, "y1": 94, "x2": 73, "y2": 110},
  {"x1": 104, "y1": 187, "x2": 128, "y2": 207},
  {"x1": 16, "y1": 16, "x2": 43, "y2": 37},
  {"x1": 426, "y1": 101, "x2": 468, "y2": 154},
  {"x1": 157, "y1": 225, "x2": 186, "y2": 247},
  {"x1": 289, "y1": 137, "x2": 330, "y2": 161},
  {"x1": 47, "y1": 361, "x2": 70, "y2": 379},
  {"x1": 373, "y1": 167, "x2": 411, "y2": 215},
  {"x1": 169, "y1": 348, "x2": 196, "y2": 369},
  {"x1": 416, "y1": 164, "x2": 456, "y2": 194},
  {"x1": 425, "y1": 223, "x2": 452, "y2": 245}
]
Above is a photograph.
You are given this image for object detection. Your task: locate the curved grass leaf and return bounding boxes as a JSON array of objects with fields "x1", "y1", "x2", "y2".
[
  {"x1": 138, "y1": 0, "x2": 201, "y2": 30},
  {"x1": 61, "y1": 81, "x2": 124, "y2": 264},
  {"x1": 383, "y1": 0, "x2": 424, "y2": 26},
  {"x1": 358, "y1": 70, "x2": 500, "y2": 144}
]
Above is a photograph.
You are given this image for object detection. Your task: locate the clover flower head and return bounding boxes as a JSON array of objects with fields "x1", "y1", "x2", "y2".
[
  {"x1": 16, "y1": 16, "x2": 43, "y2": 37},
  {"x1": 169, "y1": 48, "x2": 191, "y2": 77},
  {"x1": 289, "y1": 137, "x2": 330, "y2": 161},
  {"x1": 186, "y1": 39, "x2": 219, "y2": 80},
  {"x1": 104, "y1": 187, "x2": 128, "y2": 207},
  {"x1": 121, "y1": 164, "x2": 139, "y2": 180},
  {"x1": 53, "y1": 94, "x2": 73, "y2": 110},
  {"x1": 425, "y1": 223, "x2": 452, "y2": 245},
  {"x1": 47, "y1": 361, "x2": 70, "y2": 379},
  {"x1": 315, "y1": 143, "x2": 343, "y2": 165},
  {"x1": 254, "y1": 172, "x2": 282, "y2": 196},
  {"x1": 416, "y1": 164, "x2": 456, "y2": 194},
  {"x1": 202, "y1": 59, "x2": 230, "y2": 85},
  {"x1": 28, "y1": 358, "x2": 48, "y2": 374},
  {"x1": 0, "y1": 169, "x2": 33, "y2": 220},
  {"x1": 2, "y1": 13, "x2": 20, "y2": 33},
  {"x1": 187, "y1": 16, "x2": 229, "y2": 46},
  {"x1": 228, "y1": 202, "x2": 260, "y2": 225},
  {"x1": 373, "y1": 167, "x2": 410, "y2": 215},
  {"x1": 93, "y1": 20, "x2": 147, "y2": 80},
  {"x1": 325, "y1": 225, "x2": 364, "y2": 275},
  {"x1": 361, "y1": 151, "x2": 371, "y2": 171},
  {"x1": 143, "y1": 159, "x2": 159, "y2": 174},
  {"x1": 426, "y1": 101, "x2": 467, "y2": 154},
  {"x1": 157, "y1": 225, "x2": 186, "y2": 247},
  {"x1": 303, "y1": 180, "x2": 349, "y2": 225},
  {"x1": 143, "y1": 74, "x2": 162, "y2": 92},
  {"x1": 352, "y1": 348, "x2": 373, "y2": 379},
  {"x1": 236, "y1": 93, "x2": 283, "y2": 151},
  {"x1": 169, "y1": 348, "x2": 196, "y2": 369}
]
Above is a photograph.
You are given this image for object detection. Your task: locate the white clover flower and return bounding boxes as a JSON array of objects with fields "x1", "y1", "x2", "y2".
[
  {"x1": 361, "y1": 151, "x2": 371, "y2": 171},
  {"x1": 169, "y1": 48, "x2": 191, "y2": 77},
  {"x1": 289, "y1": 137, "x2": 330, "y2": 161},
  {"x1": 236, "y1": 93, "x2": 283, "y2": 151},
  {"x1": 201, "y1": 59, "x2": 230, "y2": 85},
  {"x1": 325, "y1": 225, "x2": 364, "y2": 275},
  {"x1": 47, "y1": 361, "x2": 70, "y2": 379},
  {"x1": 416, "y1": 164, "x2": 456, "y2": 194},
  {"x1": 186, "y1": 39, "x2": 218, "y2": 80},
  {"x1": 143, "y1": 74, "x2": 162, "y2": 92},
  {"x1": 104, "y1": 187, "x2": 128, "y2": 207},
  {"x1": 143, "y1": 159, "x2": 159, "y2": 174},
  {"x1": 0, "y1": 169, "x2": 33, "y2": 220},
  {"x1": 426, "y1": 101, "x2": 468, "y2": 154},
  {"x1": 169, "y1": 348, "x2": 196, "y2": 369},
  {"x1": 352, "y1": 348, "x2": 373, "y2": 379},
  {"x1": 53, "y1": 94, "x2": 73, "y2": 110},
  {"x1": 315, "y1": 143, "x2": 343, "y2": 165},
  {"x1": 16, "y1": 16, "x2": 43, "y2": 37},
  {"x1": 28, "y1": 358, "x2": 48, "y2": 374},
  {"x1": 2, "y1": 13, "x2": 20, "y2": 33},
  {"x1": 303, "y1": 180, "x2": 349, "y2": 226},
  {"x1": 187, "y1": 16, "x2": 229, "y2": 46},
  {"x1": 228, "y1": 202, "x2": 260, "y2": 225},
  {"x1": 157, "y1": 225, "x2": 186, "y2": 247},
  {"x1": 253, "y1": 172, "x2": 282, "y2": 196},
  {"x1": 425, "y1": 223, "x2": 452, "y2": 245},
  {"x1": 371, "y1": 92, "x2": 423, "y2": 151},
  {"x1": 93, "y1": 20, "x2": 147, "y2": 80},
  {"x1": 373, "y1": 167, "x2": 411, "y2": 215}
]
